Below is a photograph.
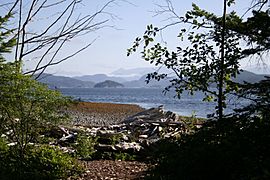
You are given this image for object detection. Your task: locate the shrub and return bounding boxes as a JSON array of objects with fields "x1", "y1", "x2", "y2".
[
  {"x1": 146, "y1": 116, "x2": 270, "y2": 180},
  {"x1": 73, "y1": 134, "x2": 97, "y2": 159},
  {"x1": 0, "y1": 137, "x2": 9, "y2": 178},
  {"x1": 0, "y1": 145, "x2": 83, "y2": 180},
  {"x1": 0, "y1": 61, "x2": 70, "y2": 161},
  {"x1": 113, "y1": 152, "x2": 136, "y2": 161}
]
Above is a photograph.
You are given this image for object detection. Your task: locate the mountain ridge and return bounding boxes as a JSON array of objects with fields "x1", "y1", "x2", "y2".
[
  {"x1": 73, "y1": 74, "x2": 127, "y2": 83},
  {"x1": 37, "y1": 70, "x2": 269, "y2": 89},
  {"x1": 36, "y1": 73, "x2": 95, "y2": 88}
]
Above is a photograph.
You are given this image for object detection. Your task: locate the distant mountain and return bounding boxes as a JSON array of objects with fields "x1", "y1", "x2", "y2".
[
  {"x1": 94, "y1": 80, "x2": 124, "y2": 88},
  {"x1": 233, "y1": 70, "x2": 268, "y2": 83},
  {"x1": 123, "y1": 70, "x2": 269, "y2": 88},
  {"x1": 242, "y1": 65, "x2": 270, "y2": 75},
  {"x1": 35, "y1": 70, "x2": 268, "y2": 89},
  {"x1": 73, "y1": 74, "x2": 127, "y2": 83},
  {"x1": 110, "y1": 67, "x2": 155, "y2": 76},
  {"x1": 123, "y1": 75, "x2": 171, "y2": 88},
  {"x1": 110, "y1": 67, "x2": 171, "y2": 77},
  {"x1": 37, "y1": 74, "x2": 94, "y2": 88}
]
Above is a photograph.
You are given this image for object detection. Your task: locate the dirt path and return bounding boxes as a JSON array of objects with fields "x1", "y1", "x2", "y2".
[{"x1": 78, "y1": 160, "x2": 152, "y2": 180}]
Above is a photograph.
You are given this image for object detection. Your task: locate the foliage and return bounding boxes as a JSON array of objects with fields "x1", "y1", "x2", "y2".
[
  {"x1": 0, "y1": 14, "x2": 72, "y2": 178},
  {"x1": 72, "y1": 133, "x2": 137, "y2": 161},
  {"x1": 0, "y1": 137, "x2": 9, "y2": 173},
  {"x1": 0, "y1": 61, "x2": 70, "y2": 157},
  {"x1": 0, "y1": 144, "x2": 83, "y2": 180},
  {"x1": 26, "y1": 145, "x2": 83, "y2": 179},
  {"x1": 0, "y1": 12, "x2": 16, "y2": 62},
  {"x1": 113, "y1": 152, "x2": 136, "y2": 161},
  {"x1": 179, "y1": 114, "x2": 206, "y2": 131},
  {"x1": 226, "y1": 9, "x2": 270, "y2": 55},
  {"x1": 236, "y1": 76, "x2": 270, "y2": 120},
  {"x1": 94, "y1": 150, "x2": 136, "y2": 161},
  {"x1": 145, "y1": 76, "x2": 270, "y2": 179},
  {"x1": 138, "y1": 138, "x2": 180, "y2": 164},
  {"x1": 146, "y1": 115, "x2": 270, "y2": 180},
  {"x1": 128, "y1": 2, "x2": 244, "y2": 119},
  {"x1": 73, "y1": 134, "x2": 98, "y2": 159}
]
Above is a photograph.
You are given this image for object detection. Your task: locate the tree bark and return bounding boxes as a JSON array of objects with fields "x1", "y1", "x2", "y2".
[{"x1": 218, "y1": 0, "x2": 227, "y2": 120}]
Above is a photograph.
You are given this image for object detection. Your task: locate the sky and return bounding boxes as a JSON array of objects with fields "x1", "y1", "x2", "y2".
[{"x1": 4, "y1": 0, "x2": 270, "y2": 76}]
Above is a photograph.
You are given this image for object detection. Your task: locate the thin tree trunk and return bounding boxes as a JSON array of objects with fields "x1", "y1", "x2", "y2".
[{"x1": 218, "y1": 0, "x2": 227, "y2": 120}]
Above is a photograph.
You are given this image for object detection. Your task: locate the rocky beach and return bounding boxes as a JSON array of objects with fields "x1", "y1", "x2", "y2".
[
  {"x1": 60, "y1": 101, "x2": 198, "y2": 179},
  {"x1": 66, "y1": 102, "x2": 145, "y2": 126}
]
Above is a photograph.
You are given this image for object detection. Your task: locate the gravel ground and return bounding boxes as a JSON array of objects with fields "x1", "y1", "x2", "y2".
[
  {"x1": 65, "y1": 102, "x2": 152, "y2": 179},
  {"x1": 65, "y1": 102, "x2": 145, "y2": 126},
  {"x1": 78, "y1": 160, "x2": 152, "y2": 180}
]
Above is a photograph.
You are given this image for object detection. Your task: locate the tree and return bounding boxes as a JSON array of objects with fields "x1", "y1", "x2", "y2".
[
  {"x1": 0, "y1": 0, "x2": 120, "y2": 78},
  {"x1": 130, "y1": 1, "x2": 270, "y2": 179},
  {"x1": 0, "y1": 62, "x2": 69, "y2": 153},
  {"x1": 0, "y1": 13, "x2": 70, "y2": 176},
  {"x1": 128, "y1": 0, "x2": 242, "y2": 119},
  {"x1": 227, "y1": 1, "x2": 270, "y2": 57},
  {"x1": 0, "y1": 12, "x2": 16, "y2": 62},
  {"x1": 236, "y1": 77, "x2": 270, "y2": 120},
  {"x1": 0, "y1": 0, "x2": 129, "y2": 166}
]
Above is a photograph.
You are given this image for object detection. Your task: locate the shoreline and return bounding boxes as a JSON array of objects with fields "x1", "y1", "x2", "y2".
[
  {"x1": 66, "y1": 101, "x2": 145, "y2": 126},
  {"x1": 65, "y1": 101, "x2": 205, "y2": 127}
]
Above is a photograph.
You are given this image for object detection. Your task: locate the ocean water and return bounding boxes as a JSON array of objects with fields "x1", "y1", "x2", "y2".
[{"x1": 59, "y1": 88, "x2": 248, "y2": 118}]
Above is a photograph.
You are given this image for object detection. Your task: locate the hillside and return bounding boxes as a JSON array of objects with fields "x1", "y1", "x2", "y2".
[
  {"x1": 74, "y1": 74, "x2": 127, "y2": 83},
  {"x1": 94, "y1": 80, "x2": 124, "y2": 88},
  {"x1": 37, "y1": 74, "x2": 94, "y2": 88},
  {"x1": 124, "y1": 70, "x2": 268, "y2": 88},
  {"x1": 123, "y1": 75, "x2": 171, "y2": 88},
  {"x1": 233, "y1": 70, "x2": 267, "y2": 83},
  {"x1": 35, "y1": 70, "x2": 268, "y2": 89}
]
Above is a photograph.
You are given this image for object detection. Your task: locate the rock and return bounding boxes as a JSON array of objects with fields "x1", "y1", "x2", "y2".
[
  {"x1": 7, "y1": 142, "x2": 17, "y2": 146},
  {"x1": 60, "y1": 146, "x2": 75, "y2": 153},
  {"x1": 96, "y1": 144, "x2": 117, "y2": 151},
  {"x1": 47, "y1": 126, "x2": 69, "y2": 138},
  {"x1": 115, "y1": 142, "x2": 142, "y2": 151},
  {"x1": 52, "y1": 106, "x2": 191, "y2": 154},
  {"x1": 58, "y1": 133, "x2": 77, "y2": 143},
  {"x1": 59, "y1": 126, "x2": 70, "y2": 136},
  {"x1": 139, "y1": 135, "x2": 148, "y2": 139}
]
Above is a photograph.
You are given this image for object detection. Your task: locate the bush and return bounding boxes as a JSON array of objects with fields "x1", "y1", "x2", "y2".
[
  {"x1": 0, "y1": 61, "x2": 70, "y2": 160},
  {"x1": 73, "y1": 134, "x2": 97, "y2": 159},
  {"x1": 0, "y1": 137, "x2": 9, "y2": 177},
  {"x1": 73, "y1": 134, "x2": 137, "y2": 161},
  {"x1": 146, "y1": 116, "x2": 270, "y2": 180},
  {"x1": 0, "y1": 145, "x2": 83, "y2": 180},
  {"x1": 93, "y1": 150, "x2": 136, "y2": 161}
]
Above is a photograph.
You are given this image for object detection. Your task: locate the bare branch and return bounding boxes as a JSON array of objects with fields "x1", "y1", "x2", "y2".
[
  {"x1": 24, "y1": 38, "x2": 97, "y2": 78},
  {"x1": 42, "y1": 0, "x2": 67, "y2": 8},
  {"x1": 3, "y1": 0, "x2": 120, "y2": 75},
  {"x1": 14, "y1": 0, "x2": 22, "y2": 62},
  {"x1": 30, "y1": 0, "x2": 77, "y2": 74},
  {"x1": 242, "y1": 0, "x2": 269, "y2": 18}
]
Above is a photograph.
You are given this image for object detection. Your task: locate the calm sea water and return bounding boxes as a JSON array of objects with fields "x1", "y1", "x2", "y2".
[{"x1": 59, "y1": 88, "x2": 248, "y2": 118}]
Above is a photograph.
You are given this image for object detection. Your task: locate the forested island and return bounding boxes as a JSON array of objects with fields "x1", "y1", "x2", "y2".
[{"x1": 94, "y1": 80, "x2": 124, "y2": 88}]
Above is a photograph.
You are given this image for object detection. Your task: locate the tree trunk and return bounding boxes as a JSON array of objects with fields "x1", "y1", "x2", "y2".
[{"x1": 218, "y1": 0, "x2": 227, "y2": 120}]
